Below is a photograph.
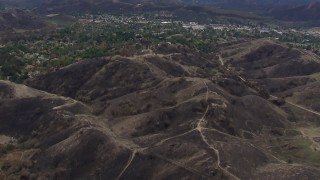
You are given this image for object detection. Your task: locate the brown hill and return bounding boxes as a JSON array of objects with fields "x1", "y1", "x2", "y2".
[
  {"x1": 220, "y1": 40, "x2": 320, "y2": 79},
  {"x1": 33, "y1": 0, "x2": 180, "y2": 14},
  {"x1": 0, "y1": 44, "x2": 316, "y2": 179},
  {"x1": 220, "y1": 39, "x2": 320, "y2": 113}
]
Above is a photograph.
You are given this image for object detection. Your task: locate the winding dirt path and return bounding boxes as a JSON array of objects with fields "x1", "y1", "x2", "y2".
[
  {"x1": 152, "y1": 80, "x2": 241, "y2": 179},
  {"x1": 194, "y1": 81, "x2": 240, "y2": 180}
]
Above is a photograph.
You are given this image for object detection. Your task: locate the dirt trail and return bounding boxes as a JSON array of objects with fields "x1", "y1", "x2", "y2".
[
  {"x1": 218, "y1": 55, "x2": 224, "y2": 66},
  {"x1": 52, "y1": 99, "x2": 78, "y2": 110},
  {"x1": 154, "y1": 129, "x2": 195, "y2": 146},
  {"x1": 270, "y1": 95, "x2": 320, "y2": 117},
  {"x1": 151, "y1": 153, "x2": 209, "y2": 179},
  {"x1": 287, "y1": 101, "x2": 320, "y2": 117},
  {"x1": 117, "y1": 151, "x2": 137, "y2": 180}
]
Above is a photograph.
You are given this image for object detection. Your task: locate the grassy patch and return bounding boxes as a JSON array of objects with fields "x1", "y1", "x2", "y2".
[
  {"x1": 292, "y1": 137, "x2": 320, "y2": 164},
  {"x1": 285, "y1": 129, "x2": 302, "y2": 137},
  {"x1": 274, "y1": 126, "x2": 320, "y2": 165}
]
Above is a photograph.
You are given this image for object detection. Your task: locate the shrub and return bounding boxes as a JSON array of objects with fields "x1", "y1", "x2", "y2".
[{"x1": 0, "y1": 144, "x2": 14, "y2": 157}]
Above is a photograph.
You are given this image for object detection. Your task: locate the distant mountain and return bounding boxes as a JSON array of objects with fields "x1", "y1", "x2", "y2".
[
  {"x1": 0, "y1": 9, "x2": 47, "y2": 31},
  {"x1": 271, "y1": 1, "x2": 320, "y2": 21},
  {"x1": 33, "y1": 0, "x2": 147, "y2": 14},
  {"x1": 0, "y1": 0, "x2": 45, "y2": 8},
  {"x1": 1, "y1": 0, "x2": 318, "y2": 9},
  {"x1": 1, "y1": 0, "x2": 320, "y2": 23}
]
